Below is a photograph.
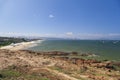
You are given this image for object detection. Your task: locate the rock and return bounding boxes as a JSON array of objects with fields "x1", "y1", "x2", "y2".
[{"x1": 71, "y1": 52, "x2": 78, "y2": 56}]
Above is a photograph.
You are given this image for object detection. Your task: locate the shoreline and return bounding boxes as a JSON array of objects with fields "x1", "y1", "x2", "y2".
[{"x1": 0, "y1": 40, "x2": 44, "y2": 51}]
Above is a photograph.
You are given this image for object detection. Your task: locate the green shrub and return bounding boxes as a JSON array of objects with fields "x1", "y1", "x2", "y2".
[{"x1": 0, "y1": 69, "x2": 21, "y2": 78}]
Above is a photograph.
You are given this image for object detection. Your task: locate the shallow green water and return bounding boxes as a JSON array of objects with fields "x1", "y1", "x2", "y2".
[{"x1": 27, "y1": 40, "x2": 120, "y2": 61}]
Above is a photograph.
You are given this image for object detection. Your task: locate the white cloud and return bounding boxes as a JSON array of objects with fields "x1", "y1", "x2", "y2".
[
  {"x1": 0, "y1": 32, "x2": 120, "y2": 40},
  {"x1": 66, "y1": 32, "x2": 73, "y2": 36},
  {"x1": 49, "y1": 14, "x2": 54, "y2": 18},
  {"x1": 77, "y1": 33, "x2": 105, "y2": 39},
  {"x1": 77, "y1": 33, "x2": 120, "y2": 39},
  {"x1": 108, "y1": 33, "x2": 120, "y2": 36}
]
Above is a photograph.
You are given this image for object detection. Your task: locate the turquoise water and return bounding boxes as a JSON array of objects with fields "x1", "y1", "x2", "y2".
[{"x1": 27, "y1": 40, "x2": 120, "y2": 61}]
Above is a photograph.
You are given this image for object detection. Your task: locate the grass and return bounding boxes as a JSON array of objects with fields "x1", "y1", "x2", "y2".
[
  {"x1": 40, "y1": 78, "x2": 50, "y2": 80},
  {"x1": 0, "y1": 69, "x2": 21, "y2": 78},
  {"x1": 0, "y1": 70, "x2": 50, "y2": 80},
  {"x1": 78, "y1": 67, "x2": 88, "y2": 74},
  {"x1": 24, "y1": 75, "x2": 50, "y2": 80},
  {"x1": 113, "y1": 65, "x2": 120, "y2": 71},
  {"x1": 0, "y1": 68, "x2": 50, "y2": 80},
  {"x1": 49, "y1": 66, "x2": 62, "y2": 72}
]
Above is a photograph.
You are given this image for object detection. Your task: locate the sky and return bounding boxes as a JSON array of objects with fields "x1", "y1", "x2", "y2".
[{"x1": 0, "y1": 0, "x2": 120, "y2": 39}]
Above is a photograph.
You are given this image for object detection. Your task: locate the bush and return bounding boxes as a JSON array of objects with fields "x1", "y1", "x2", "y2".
[{"x1": 0, "y1": 69, "x2": 21, "y2": 78}]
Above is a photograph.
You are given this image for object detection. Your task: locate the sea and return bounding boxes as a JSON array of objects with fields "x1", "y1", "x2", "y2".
[{"x1": 27, "y1": 40, "x2": 120, "y2": 61}]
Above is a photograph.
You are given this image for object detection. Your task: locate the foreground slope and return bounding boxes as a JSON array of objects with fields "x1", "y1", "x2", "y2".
[{"x1": 0, "y1": 49, "x2": 120, "y2": 80}]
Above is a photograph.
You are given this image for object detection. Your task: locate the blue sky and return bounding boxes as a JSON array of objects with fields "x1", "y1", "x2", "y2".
[{"x1": 0, "y1": 0, "x2": 120, "y2": 39}]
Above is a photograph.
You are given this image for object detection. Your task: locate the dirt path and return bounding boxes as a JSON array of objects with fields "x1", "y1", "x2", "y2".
[
  {"x1": 18, "y1": 56, "x2": 79, "y2": 80},
  {"x1": 45, "y1": 68, "x2": 79, "y2": 80}
]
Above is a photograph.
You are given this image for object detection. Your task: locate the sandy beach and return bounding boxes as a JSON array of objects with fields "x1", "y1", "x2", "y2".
[{"x1": 0, "y1": 40, "x2": 43, "y2": 51}]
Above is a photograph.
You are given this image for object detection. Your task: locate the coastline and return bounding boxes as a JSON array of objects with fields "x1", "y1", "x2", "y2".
[
  {"x1": 0, "y1": 40, "x2": 120, "y2": 80},
  {"x1": 0, "y1": 40, "x2": 43, "y2": 51}
]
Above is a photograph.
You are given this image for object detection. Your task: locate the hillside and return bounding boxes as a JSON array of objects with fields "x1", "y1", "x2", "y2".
[{"x1": 0, "y1": 49, "x2": 120, "y2": 80}]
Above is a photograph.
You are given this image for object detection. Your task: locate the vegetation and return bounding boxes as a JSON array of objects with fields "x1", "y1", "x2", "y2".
[
  {"x1": 0, "y1": 37, "x2": 27, "y2": 47},
  {"x1": 0, "y1": 66, "x2": 50, "y2": 80},
  {"x1": 0, "y1": 50, "x2": 120, "y2": 80}
]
